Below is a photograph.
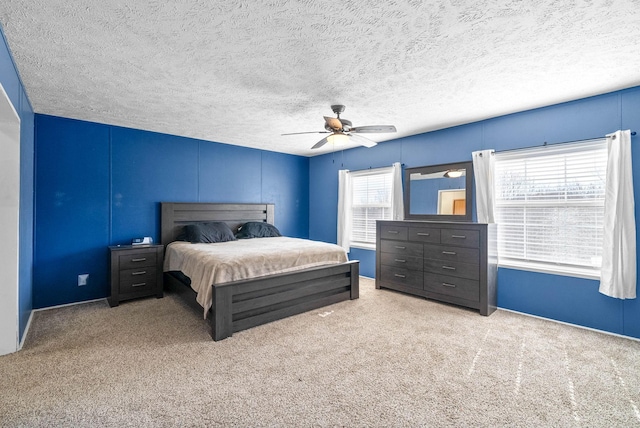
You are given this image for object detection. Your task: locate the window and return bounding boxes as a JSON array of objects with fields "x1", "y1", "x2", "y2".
[
  {"x1": 338, "y1": 163, "x2": 403, "y2": 251},
  {"x1": 494, "y1": 139, "x2": 607, "y2": 278},
  {"x1": 349, "y1": 168, "x2": 394, "y2": 248}
]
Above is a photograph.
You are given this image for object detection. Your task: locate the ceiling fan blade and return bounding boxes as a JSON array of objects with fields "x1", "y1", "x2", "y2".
[
  {"x1": 311, "y1": 135, "x2": 330, "y2": 149},
  {"x1": 350, "y1": 125, "x2": 397, "y2": 133},
  {"x1": 281, "y1": 131, "x2": 329, "y2": 136},
  {"x1": 348, "y1": 133, "x2": 378, "y2": 148},
  {"x1": 324, "y1": 116, "x2": 344, "y2": 131}
]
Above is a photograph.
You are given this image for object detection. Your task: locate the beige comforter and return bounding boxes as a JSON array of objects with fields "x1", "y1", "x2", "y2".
[{"x1": 163, "y1": 237, "x2": 348, "y2": 317}]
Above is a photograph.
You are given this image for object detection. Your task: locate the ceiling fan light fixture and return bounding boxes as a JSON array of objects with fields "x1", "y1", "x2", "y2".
[{"x1": 327, "y1": 133, "x2": 350, "y2": 146}]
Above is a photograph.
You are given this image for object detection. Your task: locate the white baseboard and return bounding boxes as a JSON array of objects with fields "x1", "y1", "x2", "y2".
[
  {"x1": 19, "y1": 298, "x2": 108, "y2": 350},
  {"x1": 18, "y1": 310, "x2": 34, "y2": 350},
  {"x1": 32, "y1": 297, "x2": 107, "y2": 313}
]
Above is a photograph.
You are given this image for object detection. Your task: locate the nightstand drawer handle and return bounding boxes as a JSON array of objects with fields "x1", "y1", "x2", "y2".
[
  {"x1": 387, "y1": 230, "x2": 399, "y2": 234},
  {"x1": 442, "y1": 266, "x2": 456, "y2": 271},
  {"x1": 442, "y1": 282, "x2": 456, "y2": 288},
  {"x1": 394, "y1": 259, "x2": 406, "y2": 263},
  {"x1": 394, "y1": 246, "x2": 406, "y2": 250},
  {"x1": 131, "y1": 257, "x2": 147, "y2": 262},
  {"x1": 417, "y1": 232, "x2": 430, "y2": 236},
  {"x1": 131, "y1": 271, "x2": 147, "y2": 276},
  {"x1": 394, "y1": 274, "x2": 406, "y2": 278},
  {"x1": 451, "y1": 235, "x2": 466, "y2": 239},
  {"x1": 442, "y1": 251, "x2": 457, "y2": 255},
  {"x1": 132, "y1": 282, "x2": 146, "y2": 287}
]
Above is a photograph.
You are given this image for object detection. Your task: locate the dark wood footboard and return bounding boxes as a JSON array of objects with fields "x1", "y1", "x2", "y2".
[{"x1": 211, "y1": 261, "x2": 359, "y2": 341}]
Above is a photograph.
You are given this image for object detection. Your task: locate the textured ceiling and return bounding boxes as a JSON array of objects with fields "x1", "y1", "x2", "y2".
[{"x1": 1, "y1": 1, "x2": 639, "y2": 156}]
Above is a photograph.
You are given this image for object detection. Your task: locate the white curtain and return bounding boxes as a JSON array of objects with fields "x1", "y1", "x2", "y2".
[
  {"x1": 391, "y1": 162, "x2": 404, "y2": 220},
  {"x1": 472, "y1": 149, "x2": 496, "y2": 223},
  {"x1": 599, "y1": 130, "x2": 636, "y2": 299},
  {"x1": 337, "y1": 169, "x2": 352, "y2": 251}
]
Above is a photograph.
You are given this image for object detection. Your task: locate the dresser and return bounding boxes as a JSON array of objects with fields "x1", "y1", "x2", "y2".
[
  {"x1": 376, "y1": 221, "x2": 497, "y2": 315},
  {"x1": 108, "y1": 244, "x2": 164, "y2": 307}
]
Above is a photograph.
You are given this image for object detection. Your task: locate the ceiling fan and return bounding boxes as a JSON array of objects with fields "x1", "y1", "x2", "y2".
[{"x1": 282, "y1": 105, "x2": 397, "y2": 149}]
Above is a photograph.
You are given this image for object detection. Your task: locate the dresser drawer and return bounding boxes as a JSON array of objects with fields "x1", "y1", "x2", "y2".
[
  {"x1": 380, "y1": 266, "x2": 423, "y2": 289},
  {"x1": 119, "y1": 267, "x2": 157, "y2": 293},
  {"x1": 381, "y1": 239, "x2": 423, "y2": 257},
  {"x1": 380, "y1": 225, "x2": 408, "y2": 241},
  {"x1": 118, "y1": 250, "x2": 158, "y2": 270},
  {"x1": 424, "y1": 259, "x2": 479, "y2": 280},
  {"x1": 424, "y1": 273, "x2": 479, "y2": 302},
  {"x1": 440, "y1": 229, "x2": 480, "y2": 248},
  {"x1": 408, "y1": 227, "x2": 440, "y2": 243},
  {"x1": 381, "y1": 252, "x2": 423, "y2": 271},
  {"x1": 423, "y1": 244, "x2": 479, "y2": 263}
]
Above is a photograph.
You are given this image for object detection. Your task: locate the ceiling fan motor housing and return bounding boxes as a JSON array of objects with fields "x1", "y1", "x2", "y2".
[
  {"x1": 326, "y1": 105, "x2": 352, "y2": 131},
  {"x1": 331, "y1": 104, "x2": 346, "y2": 115}
]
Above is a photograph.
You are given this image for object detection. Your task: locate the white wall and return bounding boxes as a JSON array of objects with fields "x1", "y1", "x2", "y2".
[{"x1": 0, "y1": 83, "x2": 20, "y2": 355}]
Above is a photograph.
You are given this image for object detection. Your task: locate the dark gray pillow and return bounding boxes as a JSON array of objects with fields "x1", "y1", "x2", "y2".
[
  {"x1": 235, "y1": 222, "x2": 281, "y2": 239},
  {"x1": 183, "y1": 222, "x2": 236, "y2": 243}
]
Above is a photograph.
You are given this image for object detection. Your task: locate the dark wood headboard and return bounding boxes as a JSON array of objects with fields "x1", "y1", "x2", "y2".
[{"x1": 160, "y1": 203, "x2": 275, "y2": 246}]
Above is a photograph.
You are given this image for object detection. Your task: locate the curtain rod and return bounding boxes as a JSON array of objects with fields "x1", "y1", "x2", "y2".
[{"x1": 480, "y1": 131, "x2": 636, "y2": 156}]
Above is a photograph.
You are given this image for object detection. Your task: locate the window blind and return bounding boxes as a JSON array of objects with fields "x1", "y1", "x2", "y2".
[
  {"x1": 494, "y1": 139, "x2": 607, "y2": 276},
  {"x1": 350, "y1": 169, "x2": 393, "y2": 246}
]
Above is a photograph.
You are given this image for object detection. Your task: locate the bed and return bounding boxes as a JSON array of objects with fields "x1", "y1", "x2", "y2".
[{"x1": 161, "y1": 202, "x2": 360, "y2": 341}]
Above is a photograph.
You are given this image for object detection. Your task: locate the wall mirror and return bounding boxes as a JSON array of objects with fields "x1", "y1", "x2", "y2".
[{"x1": 403, "y1": 161, "x2": 473, "y2": 221}]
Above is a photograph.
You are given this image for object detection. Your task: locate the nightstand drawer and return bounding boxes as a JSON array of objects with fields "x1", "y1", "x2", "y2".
[
  {"x1": 119, "y1": 267, "x2": 157, "y2": 294},
  {"x1": 119, "y1": 251, "x2": 157, "y2": 269}
]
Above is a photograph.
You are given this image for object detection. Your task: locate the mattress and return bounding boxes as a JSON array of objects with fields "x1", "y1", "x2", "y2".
[{"x1": 163, "y1": 237, "x2": 349, "y2": 317}]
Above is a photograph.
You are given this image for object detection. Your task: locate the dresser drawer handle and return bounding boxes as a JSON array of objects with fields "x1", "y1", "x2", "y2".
[
  {"x1": 131, "y1": 257, "x2": 147, "y2": 262},
  {"x1": 442, "y1": 282, "x2": 456, "y2": 288},
  {"x1": 387, "y1": 230, "x2": 399, "y2": 234},
  {"x1": 442, "y1": 251, "x2": 457, "y2": 255},
  {"x1": 417, "y1": 232, "x2": 430, "y2": 236},
  {"x1": 132, "y1": 282, "x2": 146, "y2": 287},
  {"x1": 394, "y1": 274, "x2": 406, "y2": 278},
  {"x1": 394, "y1": 259, "x2": 406, "y2": 263},
  {"x1": 451, "y1": 235, "x2": 466, "y2": 239},
  {"x1": 442, "y1": 266, "x2": 456, "y2": 271},
  {"x1": 131, "y1": 271, "x2": 147, "y2": 276},
  {"x1": 394, "y1": 246, "x2": 406, "y2": 250}
]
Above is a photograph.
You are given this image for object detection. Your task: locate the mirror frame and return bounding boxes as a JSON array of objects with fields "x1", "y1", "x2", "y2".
[{"x1": 403, "y1": 161, "x2": 473, "y2": 221}]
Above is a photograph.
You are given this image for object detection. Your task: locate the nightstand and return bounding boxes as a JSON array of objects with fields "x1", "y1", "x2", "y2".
[{"x1": 108, "y1": 244, "x2": 164, "y2": 307}]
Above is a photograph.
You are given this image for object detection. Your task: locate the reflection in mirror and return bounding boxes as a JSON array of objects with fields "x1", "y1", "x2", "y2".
[
  {"x1": 404, "y1": 161, "x2": 473, "y2": 221},
  {"x1": 409, "y1": 171, "x2": 466, "y2": 215}
]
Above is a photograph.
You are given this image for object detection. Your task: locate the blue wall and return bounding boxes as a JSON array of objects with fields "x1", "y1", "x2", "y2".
[
  {"x1": 34, "y1": 115, "x2": 309, "y2": 308},
  {"x1": 0, "y1": 26, "x2": 35, "y2": 342},
  {"x1": 309, "y1": 86, "x2": 640, "y2": 339}
]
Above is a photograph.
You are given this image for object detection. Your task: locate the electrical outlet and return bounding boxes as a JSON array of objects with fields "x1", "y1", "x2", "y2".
[{"x1": 78, "y1": 274, "x2": 89, "y2": 286}]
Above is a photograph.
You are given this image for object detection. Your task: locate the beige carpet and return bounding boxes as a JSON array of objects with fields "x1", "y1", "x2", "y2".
[{"x1": 1, "y1": 277, "x2": 640, "y2": 427}]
